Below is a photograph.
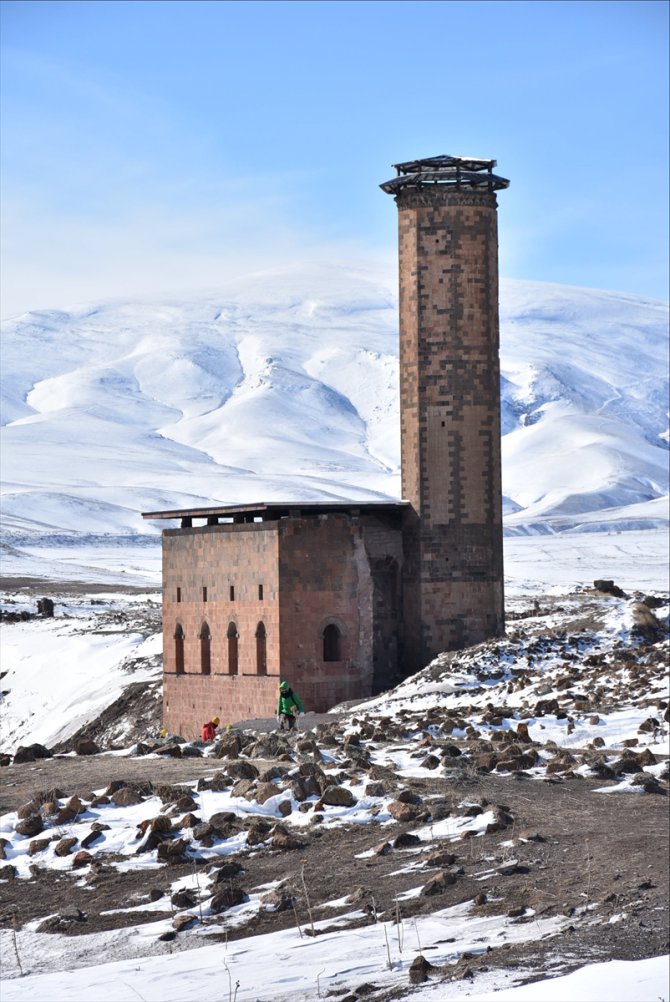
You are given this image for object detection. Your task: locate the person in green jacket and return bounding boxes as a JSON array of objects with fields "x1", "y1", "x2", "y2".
[{"x1": 277, "y1": 680, "x2": 304, "y2": 731}]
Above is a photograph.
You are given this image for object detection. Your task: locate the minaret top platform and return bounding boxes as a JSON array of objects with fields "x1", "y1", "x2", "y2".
[{"x1": 380, "y1": 154, "x2": 509, "y2": 195}]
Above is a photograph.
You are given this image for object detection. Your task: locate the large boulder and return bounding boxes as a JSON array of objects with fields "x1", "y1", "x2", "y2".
[{"x1": 13, "y1": 744, "x2": 52, "y2": 764}]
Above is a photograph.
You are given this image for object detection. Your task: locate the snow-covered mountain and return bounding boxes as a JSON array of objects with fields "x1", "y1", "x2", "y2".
[{"x1": 1, "y1": 265, "x2": 668, "y2": 558}]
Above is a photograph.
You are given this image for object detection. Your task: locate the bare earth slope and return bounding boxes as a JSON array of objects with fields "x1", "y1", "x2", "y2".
[{"x1": 0, "y1": 586, "x2": 668, "y2": 1001}]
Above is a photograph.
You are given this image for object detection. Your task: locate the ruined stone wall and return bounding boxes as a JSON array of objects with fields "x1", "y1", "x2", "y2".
[{"x1": 396, "y1": 187, "x2": 505, "y2": 667}]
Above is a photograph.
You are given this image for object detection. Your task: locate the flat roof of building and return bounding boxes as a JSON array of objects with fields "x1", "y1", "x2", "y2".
[{"x1": 142, "y1": 500, "x2": 408, "y2": 524}]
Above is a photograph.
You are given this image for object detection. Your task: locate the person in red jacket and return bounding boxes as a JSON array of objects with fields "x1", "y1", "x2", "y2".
[{"x1": 201, "y1": 716, "x2": 220, "y2": 741}]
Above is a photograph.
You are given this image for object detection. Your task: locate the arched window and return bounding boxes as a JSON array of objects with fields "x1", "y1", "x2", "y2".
[
  {"x1": 199, "y1": 622, "x2": 211, "y2": 676},
  {"x1": 174, "y1": 624, "x2": 185, "y2": 675},
  {"x1": 227, "y1": 622, "x2": 239, "y2": 676},
  {"x1": 323, "y1": 623, "x2": 341, "y2": 662},
  {"x1": 255, "y1": 622, "x2": 267, "y2": 675}
]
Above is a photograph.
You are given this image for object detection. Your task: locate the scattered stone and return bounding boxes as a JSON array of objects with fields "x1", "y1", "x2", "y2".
[
  {"x1": 227, "y1": 760, "x2": 260, "y2": 781},
  {"x1": 630, "y1": 773, "x2": 664, "y2": 793},
  {"x1": 13, "y1": 744, "x2": 52, "y2": 764},
  {"x1": 593, "y1": 579, "x2": 625, "y2": 597},
  {"x1": 111, "y1": 787, "x2": 144, "y2": 807},
  {"x1": 28, "y1": 837, "x2": 52, "y2": 855},
  {"x1": 209, "y1": 811, "x2": 238, "y2": 835},
  {"x1": 209, "y1": 860, "x2": 245, "y2": 882},
  {"x1": 388, "y1": 801, "x2": 420, "y2": 823},
  {"x1": 372, "y1": 840, "x2": 392, "y2": 856},
  {"x1": 425, "y1": 849, "x2": 457, "y2": 867},
  {"x1": 54, "y1": 836, "x2": 79, "y2": 857},
  {"x1": 173, "y1": 914, "x2": 198, "y2": 932},
  {"x1": 80, "y1": 829, "x2": 105, "y2": 849},
  {"x1": 75, "y1": 739, "x2": 100, "y2": 756},
  {"x1": 271, "y1": 826, "x2": 304, "y2": 850},
  {"x1": 37, "y1": 597, "x2": 55, "y2": 617},
  {"x1": 393, "y1": 832, "x2": 421, "y2": 849},
  {"x1": 172, "y1": 889, "x2": 197, "y2": 909},
  {"x1": 17, "y1": 800, "x2": 41, "y2": 820},
  {"x1": 37, "y1": 908, "x2": 87, "y2": 932},
  {"x1": 254, "y1": 781, "x2": 281, "y2": 805},
  {"x1": 246, "y1": 819, "x2": 273, "y2": 847},
  {"x1": 15, "y1": 815, "x2": 44, "y2": 837},
  {"x1": 420, "y1": 871, "x2": 457, "y2": 896},
  {"x1": 321, "y1": 785, "x2": 357, "y2": 807},
  {"x1": 72, "y1": 850, "x2": 93, "y2": 868},
  {"x1": 262, "y1": 885, "x2": 296, "y2": 912},
  {"x1": 156, "y1": 838, "x2": 190, "y2": 863},
  {"x1": 231, "y1": 779, "x2": 256, "y2": 799},
  {"x1": 210, "y1": 887, "x2": 246, "y2": 912},
  {"x1": 408, "y1": 954, "x2": 438, "y2": 984}
]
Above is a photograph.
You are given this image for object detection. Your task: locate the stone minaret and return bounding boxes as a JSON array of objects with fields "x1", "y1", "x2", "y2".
[{"x1": 381, "y1": 155, "x2": 509, "y2": 668}]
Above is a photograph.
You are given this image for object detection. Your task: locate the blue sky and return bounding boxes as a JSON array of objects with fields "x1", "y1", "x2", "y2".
[{"x1": 1, "y1": 0, "x2": 668, "y2": 316}]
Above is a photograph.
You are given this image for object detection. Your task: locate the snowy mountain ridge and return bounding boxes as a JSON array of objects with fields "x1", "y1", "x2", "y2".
[{"x1": 1, "y1": 266, "x2": 668, "y2": 556}]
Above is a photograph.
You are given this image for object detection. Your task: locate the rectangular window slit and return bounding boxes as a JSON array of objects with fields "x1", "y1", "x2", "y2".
[
  {"x1": 230, "y1": 585, "x2": 235, "y2": 601},
  {"x1": 258, "y1": 584, "x2": 264, "y2": 600}
]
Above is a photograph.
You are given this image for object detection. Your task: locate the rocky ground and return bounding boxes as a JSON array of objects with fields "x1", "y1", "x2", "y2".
[{"x1": 0, "y1": 585, "x2": 668, "y2": 1001}]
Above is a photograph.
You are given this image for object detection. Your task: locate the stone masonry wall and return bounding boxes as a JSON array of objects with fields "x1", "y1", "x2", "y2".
[
  {"x1": 160, "y1": 512, "x2": 403, "y2": 732},
  {"x1": 396, "y1": 187, "x2": 505, "y2": 667},
  {"x1": 161, "y1": 523, "x2": 281, "y2": 734},
  {"x1": 277, "y1": 515, "x2": 373, "y2": 713}
]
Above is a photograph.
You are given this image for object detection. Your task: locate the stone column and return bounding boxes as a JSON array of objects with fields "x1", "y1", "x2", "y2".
[{"x1": 383, "y1": 164, "x2": 507, "y2": 668}]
